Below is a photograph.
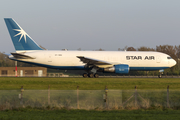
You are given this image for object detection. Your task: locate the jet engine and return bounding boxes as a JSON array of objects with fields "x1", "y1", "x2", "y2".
[{"x1": 103, "y1": 64, "x2": 129, "y2": 74}]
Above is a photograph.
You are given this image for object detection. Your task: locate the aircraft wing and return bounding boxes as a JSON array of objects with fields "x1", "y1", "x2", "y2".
[
  {"x1": 77, "y1": 56, "x2": 112, "y2": 68},
  {"x1": 11, "y1": 53, "x2": 35, "y2": 59}
]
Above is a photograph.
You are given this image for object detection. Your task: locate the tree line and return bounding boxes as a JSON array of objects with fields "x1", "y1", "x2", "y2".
[{"x1": 0, "y1": 45, "x2": 179, "y2": 75}]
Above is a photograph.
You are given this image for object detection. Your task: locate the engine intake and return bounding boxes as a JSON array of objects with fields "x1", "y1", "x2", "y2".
[{"x1": 104, "y1": 64, "x2": 129, "y2": 74}]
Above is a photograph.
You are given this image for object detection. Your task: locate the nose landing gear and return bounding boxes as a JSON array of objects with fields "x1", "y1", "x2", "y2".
[
  {"x1": 158, "y1": 69, "x2": 164, "y2": 78},
  {"x1": 158, "y1": 74, "x2": 162, "y2": 78}
]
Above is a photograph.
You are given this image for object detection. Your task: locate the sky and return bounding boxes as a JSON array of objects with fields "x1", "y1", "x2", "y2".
[{"x1": 0, "y1": 0, "x2": 180, "y2": 53}]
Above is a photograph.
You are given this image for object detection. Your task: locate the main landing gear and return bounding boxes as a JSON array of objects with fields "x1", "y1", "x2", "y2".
[
  {"x1": 83, "y1": 67, "x2": 99, "y2": 78},
  {"x1": 83, "y1": 73, "x2": 99, "y2": 78}
]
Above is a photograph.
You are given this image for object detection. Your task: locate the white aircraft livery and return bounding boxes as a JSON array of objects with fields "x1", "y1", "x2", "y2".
[{"x1": 4, "y1": 18, "x2": 176, "y2": 78}]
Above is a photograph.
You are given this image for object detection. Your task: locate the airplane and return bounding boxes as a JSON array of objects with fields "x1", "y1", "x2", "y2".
[{"x1": 4, "y1": 18, "x2": 176, "y2": 78}]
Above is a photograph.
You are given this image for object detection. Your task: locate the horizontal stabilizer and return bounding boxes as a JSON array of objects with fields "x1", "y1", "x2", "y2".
[{"x1": 11, "y1": 53, "x2": 35, "y2": 59}]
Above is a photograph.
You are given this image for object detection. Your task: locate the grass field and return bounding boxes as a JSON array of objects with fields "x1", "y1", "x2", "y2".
[
  {"x1": 1, "y1": 77, "x2": 180, "y2": 119},
  {"x1": 0, "y1": 108, "x2": 180, "y2": 120},
  {"x1": 0, "y1": 77, "x2": 180, "y2": 90}
]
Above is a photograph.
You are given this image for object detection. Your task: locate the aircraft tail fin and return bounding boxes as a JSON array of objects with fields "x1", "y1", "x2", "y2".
[{"x1": 4, "y1": 18, "x2": 43, "y2": 52}]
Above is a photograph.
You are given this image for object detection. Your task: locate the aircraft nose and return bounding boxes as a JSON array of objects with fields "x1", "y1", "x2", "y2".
[{"x1": 172, "y1": 59, "x2": 177, "y2": 66}]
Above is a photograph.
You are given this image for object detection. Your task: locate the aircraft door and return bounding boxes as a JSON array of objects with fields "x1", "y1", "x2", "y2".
[{"x1": 156, "y1": 56, "x2": 161, "y2": 63}]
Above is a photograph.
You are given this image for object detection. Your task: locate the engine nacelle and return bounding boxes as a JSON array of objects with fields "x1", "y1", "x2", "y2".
[{"x1": 103, "y1": 64, "x2": 129, "y2": 74}]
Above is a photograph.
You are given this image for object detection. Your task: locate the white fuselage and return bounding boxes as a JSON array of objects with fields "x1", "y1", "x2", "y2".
[{"x1": 9, "y1": 50, "x2": 176, "y2": 71}]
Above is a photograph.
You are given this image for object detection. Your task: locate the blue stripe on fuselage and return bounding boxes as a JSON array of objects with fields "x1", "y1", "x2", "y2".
[
  {"x1": 12, "y1": 59, "x2": 169, "y2": 71},
  {"x1": 129, "y1": 67, "x2": 169, "y2": 71}
]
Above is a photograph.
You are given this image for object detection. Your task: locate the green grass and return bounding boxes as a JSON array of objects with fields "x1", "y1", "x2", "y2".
[
  {"x1": 0, "y1": 77, "x2": 180, "y2": 90},
  {"x1": 1, "y1": 77, "x2": 180, "y2": 119},
  {"x1": 0, "y1": 108, "x2": 180, "y2": 120}
]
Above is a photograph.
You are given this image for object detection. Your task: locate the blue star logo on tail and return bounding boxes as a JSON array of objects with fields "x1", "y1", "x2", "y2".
[{"x1": 13, "y1": 27, "x2": 28, "y2": 43}]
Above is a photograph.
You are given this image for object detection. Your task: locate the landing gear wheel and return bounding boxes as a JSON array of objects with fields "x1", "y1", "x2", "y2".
[
  {"x1": 158, "y1": 74, "x2": 162, "y2": 78},
  {"x1": 88, "y1": 73, "x2": 94, "y2": 78},
  {"x1": 83, "y1": 73, "x2": 88, "y2": 78},
  {"x1": 94, "y1": 73, "x2": 99, "y2": 78}
]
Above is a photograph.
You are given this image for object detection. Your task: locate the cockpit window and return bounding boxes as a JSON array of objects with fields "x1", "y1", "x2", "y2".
[{"x1": 167, "y1": 57, "x2": 172, "y2": 59}]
